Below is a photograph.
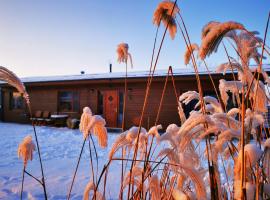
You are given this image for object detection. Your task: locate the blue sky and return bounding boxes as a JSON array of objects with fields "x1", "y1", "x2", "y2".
[{"x1": 0, "y1": 0, "x2": 269, "y2": 77}]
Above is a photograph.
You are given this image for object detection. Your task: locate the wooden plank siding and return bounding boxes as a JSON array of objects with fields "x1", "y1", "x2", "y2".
[{"x1": 0, "y1": 73, "x2": 230, "y2": 129}]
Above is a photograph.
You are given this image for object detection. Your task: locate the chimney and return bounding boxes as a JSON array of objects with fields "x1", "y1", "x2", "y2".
[
  {"x1": 109, "y1": 63, "x2": 112, "y2": 73},
  {"x1": 80, "y1": 71, "x2": 85, "y2": 75}
]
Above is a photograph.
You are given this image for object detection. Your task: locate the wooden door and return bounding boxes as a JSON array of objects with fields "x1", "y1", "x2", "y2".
[{"x1": 103, "y1": 90, "x2": 118, "y2": 127}]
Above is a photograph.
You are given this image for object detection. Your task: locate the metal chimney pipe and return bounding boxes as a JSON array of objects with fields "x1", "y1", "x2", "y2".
[{"x1": 109, "y1": 63, "x2": 112, "y2": 73}]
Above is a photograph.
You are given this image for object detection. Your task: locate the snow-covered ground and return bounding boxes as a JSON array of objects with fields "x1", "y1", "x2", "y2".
[{"x1": 0, "y1": 122, "x2": 122, "y2": 200}]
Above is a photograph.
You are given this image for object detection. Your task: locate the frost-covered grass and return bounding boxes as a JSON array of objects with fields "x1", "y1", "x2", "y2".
[{"x1": 0, "y1": 122, "x2": 122, "y2": 200}]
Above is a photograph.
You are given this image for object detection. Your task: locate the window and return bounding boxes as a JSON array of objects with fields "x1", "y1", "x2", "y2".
[
  {"x1": 10, "y1": 92, "x2": 24, "y2": 110},
  {"x1": 58, "y1": 91, "x2": 79, "y2": 112}
]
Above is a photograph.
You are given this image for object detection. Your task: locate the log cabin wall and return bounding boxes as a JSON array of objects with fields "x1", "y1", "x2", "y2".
[{"x1": 0, "y1": 74, "x2": 228, "y2": 129}]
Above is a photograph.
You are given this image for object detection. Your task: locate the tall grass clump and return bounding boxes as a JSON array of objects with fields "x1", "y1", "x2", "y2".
[
  {"x1": 8, "y1": 1, "x2": 270, "y2": 199},
  {"x1": 90, "y1": 2, "x2": 270, "y2": 200}
]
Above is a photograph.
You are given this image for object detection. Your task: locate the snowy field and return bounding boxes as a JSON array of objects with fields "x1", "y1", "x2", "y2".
[{"x1": 0, "y1": 122, "x2": 122, "y2": 200}]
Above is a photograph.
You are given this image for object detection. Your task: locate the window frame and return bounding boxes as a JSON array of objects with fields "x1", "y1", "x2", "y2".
[
  {"x1": 9, "y1": 91, "x2": 25, "y2": 110},
  {"x1": 57, "y1": 90, "x2": 80, "y2": 113}
]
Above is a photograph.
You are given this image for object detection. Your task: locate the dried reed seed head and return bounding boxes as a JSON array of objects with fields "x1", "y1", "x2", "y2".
[
  {"x1": 108, "y1": 131, "x2": 130, "y2": 159},
  {"x1": 126, "y1": 126, "x2": 147, "y2": 141},
  {"x1": 179, "y1": 90, "x2": 199, "y2": 105},
  {"x1": 88, "y1": 115, "x2": 108, "y2": 148},
  {"x1": 178, "y1": 166, "x2": 207, "y2": 199},
  {"x1": 79, "y1": 109, "x2": 91, "y2": 137},
  {"x1": 244, "y1": 109, "x2": 264, "y2": 130},
  {"x1": 147, "y1": 124, "x2": 162, "y2": 137},
  {"x1": 153, "y1": 0, "x2": 179, "y2": 26},
  {"x1": 166, "y1": 123, "x2": 180, "y2": 135},
  {"x1": 117, "y1": 43, "x2": 129, "y2": 63},
  {"x1": 184, "y1": 43, "x2": 199, "y2": 65},
  {"x1": 153, "y1": 0, "x2": 179, "y2": 39},
  {"x1": 201, "y1": 21, "x2": 220, "y2": 39},
  {"x1": 227, "y1": 108, "x2": 240, "y2": 118},
  {"x1": 199, "y1": 21, "x2": 245, "y2": 59},
  {"x1": 216, "y1": 62, "x2": 242, "y2": 75},
  {"x1": 83, "y1": 181, "x2": 104, "y2": 200},
  {"x1": 83, "y1": 106, "x2": 92, "y2": 115},
  {"x1": 0, "y1": 66, "x2": 30, "y2": 104},
  {"x1": 17, "y1": 135, "x2": 36, "y2": 166},
  {"x1": 163, "y1": 17, "x2": 177, "y2": 39},
  {"x1": 237, "y1": 144, "x2": 263, "y2": 168}
]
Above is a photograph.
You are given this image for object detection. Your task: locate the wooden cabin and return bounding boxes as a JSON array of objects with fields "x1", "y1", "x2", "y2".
[{"x1": 0, "y1": 67, "x2": 267, "y2": 129}]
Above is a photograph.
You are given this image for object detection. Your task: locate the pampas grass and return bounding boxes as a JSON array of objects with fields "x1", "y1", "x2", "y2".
[
  {"x1": 117, "y1": 43, "x2": 133, "y2": 68},
  {"x1": 18, "y1": 135, "x2": 36, "y2": 167},
  {"x1": 83, "y1": 181, "x2": 104, "y2": 200},
  {"x1": 153, "y1": 0, "x2": 179, "y2": 39},
  {"x1": 199, "y1": 21, "x2": 245, "y2": 59},
  {"x1": 0, "y1": 66, "x2": 29, "y2": 104},
  {"x1": 8, "y1": 3, "x2": 270, "y2": 199},
  {"x1": 184, "y1": 43, "x2": 199, "y2": 65},
  {"x1": 179, "y1": 91, "x2": 199, "y2": 105},
  {"x1": 147, "y1": 125, "x2": 162, "y2": 138},
  {"x1": 80, "y1": 107, "x2": 108, "y2": 148}
]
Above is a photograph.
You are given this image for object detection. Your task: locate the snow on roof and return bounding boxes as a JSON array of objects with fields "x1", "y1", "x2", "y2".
[
  {"x1": 1, "y1": 65, "x2": 270, "y2": 84},
  {"x1": 20, "y1": 67, "x2": 215, "y2": 83}
]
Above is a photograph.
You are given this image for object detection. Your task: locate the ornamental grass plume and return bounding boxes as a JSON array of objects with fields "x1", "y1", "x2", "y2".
[
  {"x1": 199, "y1": 21, "x2": 245, "y2": 59},
  {"x1": 109, "y1": 131, "x2": 130, "y2": 160},
  {"x1": 116, "y1": 43, "x2": 133, "y2": 67},
  {"x1": 153, "y1": 0, "x2": 179, "y2": 39},
  {"x1": 184, "y1": 43, "x2": 199, "y2": 65},
  {"x1": 157, "y1": 124, "x2": 179, "y2": 147},
  {"x1": 0, "y1": 66, "x2": 30, "y2": 104},
  {"x1": 147, "y1": 124, "x2": 162, "y2": 138},
  {"x1": 195, "y1": 96, "x2": 223, "y2": 113},
  {"x1": 218, "y1": 79, "x2": 243, "y2": 107},
  {"x1": 216, "y1": 62, "x2": 242, "y2": 75},
  {"x1": 83, "y1": 181, "x2": 104, "y2": 200},
  {"x1": 179, "y1": 90, "x2": 199, "y2": 105},
  {"x1": 80, "y1": 107, "x2": 92, "y2": 138},
  {"x1": 79, "y1": 107, "x2": 108, "y2": 148},
  {"x1": 18, "y1": 135, "x2": 36, "y2": 167}
]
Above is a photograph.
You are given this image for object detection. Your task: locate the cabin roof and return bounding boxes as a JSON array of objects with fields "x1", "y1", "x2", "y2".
[
  {"x1": 19, "y1": 67, "x2": 217, "y2": 83},
  {"x1": 1, "y1": 65, "x2": 270, "y2": 85}
]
